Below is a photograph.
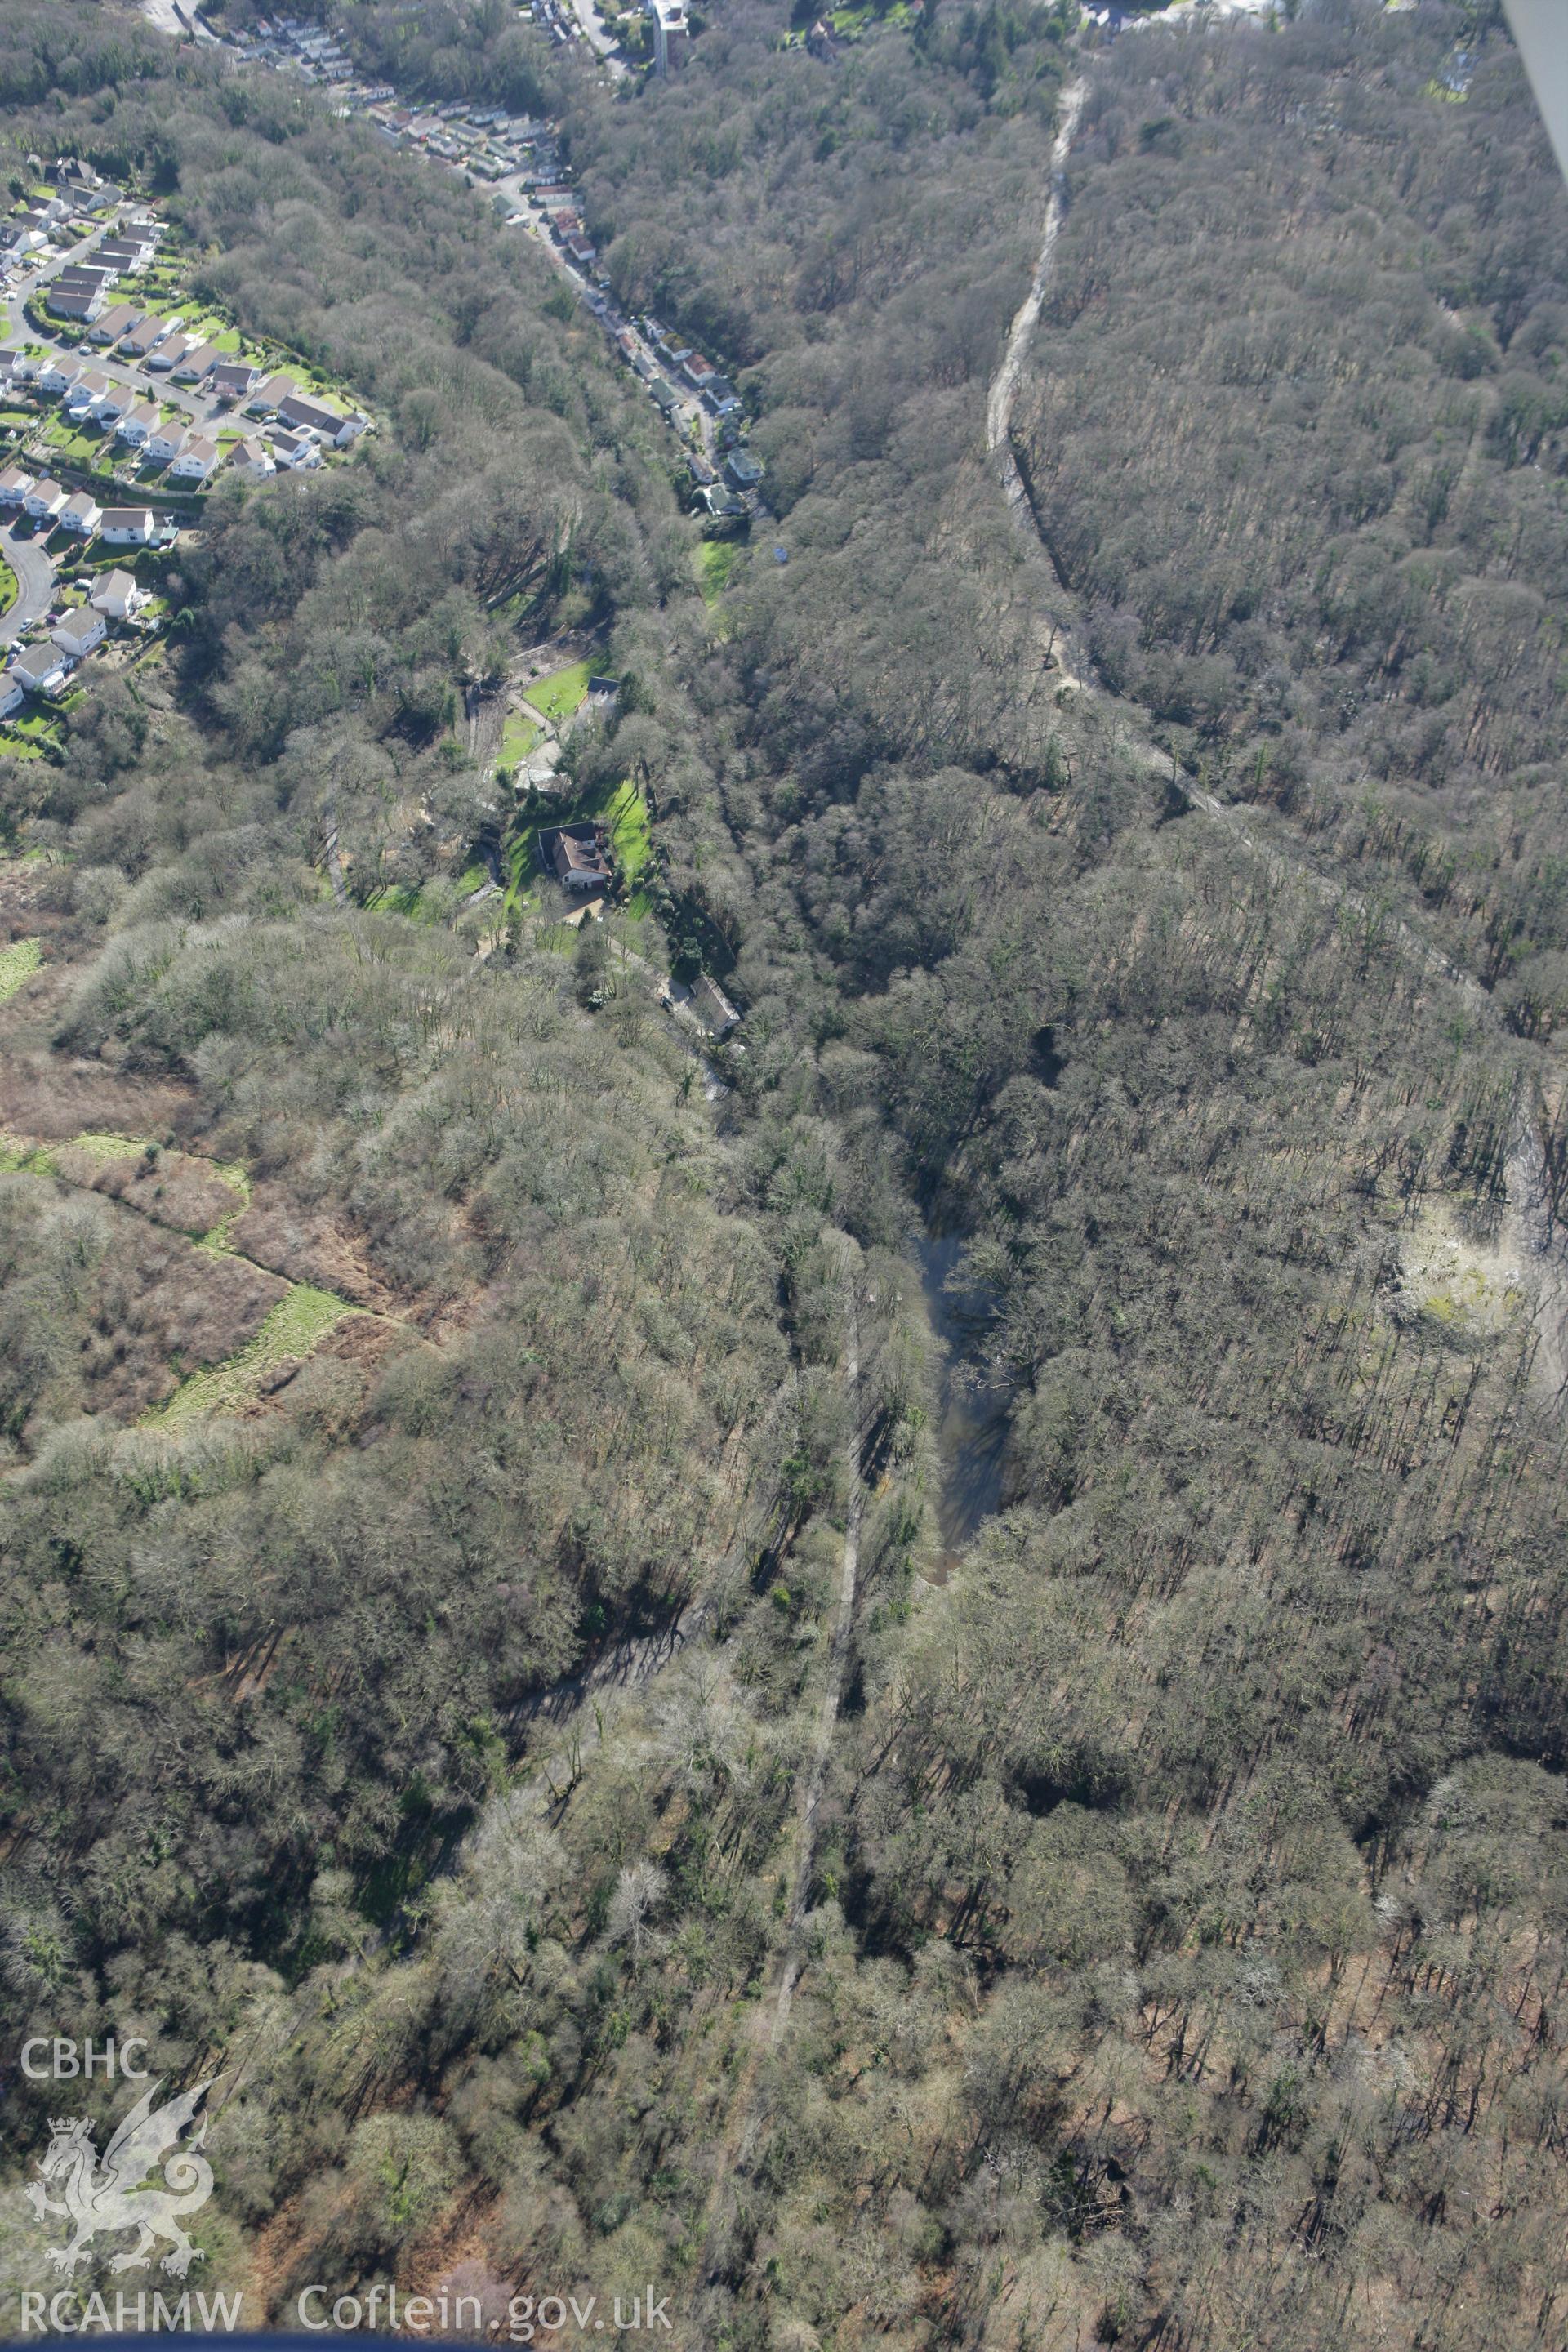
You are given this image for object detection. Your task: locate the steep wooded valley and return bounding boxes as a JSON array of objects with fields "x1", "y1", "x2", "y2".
[{"x1": 2, "y1": 3, "x2": 1567, "y2": 2348}]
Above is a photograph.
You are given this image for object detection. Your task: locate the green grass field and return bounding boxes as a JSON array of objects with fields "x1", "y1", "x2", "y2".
[
  {"x1": 528, "y1": 657, "x2": 593, "y2": 724},
  {"x1": 41, "y1": 418, "x2": 106, "y2": 462}
]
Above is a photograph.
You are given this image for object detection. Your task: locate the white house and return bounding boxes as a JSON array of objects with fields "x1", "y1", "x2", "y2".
[
  {"x1": 244, "y1": 372, "x2": 296, "y2": 417},
  {"x1": 275, "y1": 393, "x2": 367, "y2": 447},
  {"x1": 65, "y1": 368, "x2": 111, "y2": 415},
  {"x1": 23, "y1": 481, "x2": 68, "y2": 523},
  {"x1": 229, "y1": 434, "x2": 276, "y2": 482},
  {"x1": 169, "y1": 435, "x2": 218, "y2": 483},
  {"x1": 11, "y1": 642, "x2": 73, "y2": 697},
  {"x1": 52, "y1": 608, "x2": 107, "y2": 659},
  {"x1": 36, "y1": 357, "x2": 82, "y2": 396},
  {"x1": 0, "y1": 675, "x2": 24, "y2": 719},
  {"x1": 99, "y1": 507, "x2": 158, "y2": 546},
  {"x1": 58, "y1": 491, "x2": 101, "y2": 537},
  {"x1": 90, "y1": 301, "x2": 140, "y2": 345},
  {"x1": 270, "y1": 429, "x2": 321, "y2": 471},
  {"x1": 63, "y1": 369, "x2": 109, "y2": 412},
  {"x1": 207, "y1": 360, "x2": 258, "y2": 403},
  {"x1": 171, "y1": 342, "x2": 217, "y2": 385},
  {"x1": 90, "y1": 568, "x2": 145, "y2": 621},
  {"x1": 117, "y1": 401, "x2": 160, "y2": 448},
  {"x1": 93, "y1": 383, "x2": 133, "y2": 426},
  {"x1": 0, "y1": 466, "x2": 35, "y2": 507},
  {"x1": 145, "y1": 421, "x2": 185, "y2": 465}
]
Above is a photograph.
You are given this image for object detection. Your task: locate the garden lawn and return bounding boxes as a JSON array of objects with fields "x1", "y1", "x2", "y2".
[
  {"x1": 605, "y1": 778, "x2": 652, "y2": 901},
  {"x1": 501, "y1": 710, "x2": 544, "y2": 765},
  {"x1": 528, "y1": 657, "x2": 593, "y2": 724}
]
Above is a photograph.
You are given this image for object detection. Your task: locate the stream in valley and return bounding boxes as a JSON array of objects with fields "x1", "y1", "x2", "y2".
[{"x1": 917, "y1": 1230, "x2": 1014, "y2": 1579}]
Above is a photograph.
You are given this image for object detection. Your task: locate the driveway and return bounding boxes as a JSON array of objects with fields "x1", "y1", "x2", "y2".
[
  {"x1": 0, "y1": 521, "x2": 56, "y2": 648},
  {"x1": 568, "y1": 0, "x2": 627, "y2": 74}
]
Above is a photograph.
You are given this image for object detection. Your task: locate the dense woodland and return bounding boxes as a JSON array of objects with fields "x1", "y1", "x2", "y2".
[{"x1": 3, "y1": 2, "x2": 1568, "y2": 2349}]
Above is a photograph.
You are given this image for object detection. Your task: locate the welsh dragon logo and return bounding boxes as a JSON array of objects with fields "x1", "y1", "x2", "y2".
[{"x1": 25, "y1": 2078, "x2": 216, "y2": 2278}]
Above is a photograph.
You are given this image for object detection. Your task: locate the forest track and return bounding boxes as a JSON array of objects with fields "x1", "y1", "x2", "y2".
[
  {"x1": 986, "y1": 62, "x2": 1495, "y2": 1006},
  {"x1": 1500, "y1": 1088, "x2": 1568, "y2": 1404},
  {"x1": 772, "y1": 1284, "x2": 862, "y2": 2046},
  {"x1": 693, "y1": 1270, "x2": 865, "y2": 2289},
  {"x1": 987, "y1": 76, "x2": 1086, "y2": 506}
]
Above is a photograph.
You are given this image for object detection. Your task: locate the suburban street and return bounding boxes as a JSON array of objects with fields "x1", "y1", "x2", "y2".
[
  {"x1": 0, "y1": 214, "x2": 212, "y2": 645},
  {"x1": 2, "y1": 223, "x2": 247, "y2": 430},
  {"x1": 0, "y1": 521, "x2": 56, "y2": 647}
]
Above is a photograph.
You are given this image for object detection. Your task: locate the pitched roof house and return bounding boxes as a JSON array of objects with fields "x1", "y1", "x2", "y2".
[
  {"x1": 52, "y1": 607, "x2": 106, "y2": 657},
  {"x1": 270, "y1": 429, "x2": 321, "y2": 470},
  {"x1": 23, "y1": 480, "x2": 68, "y2": 521},
  {"x1": 171, "y1": 342, "x2": 218, "y2": 384},
  {"x1": 275, "y1": 393, "x2": 364, "y2": 445},
  {"x1": 207, "y1": 360, "x2": 259, "y2": 400},
  {"x1": 541, "y1": 822, "x2": 613, "y2": 892},
  {"x1": 229, "y1": 434, "x2": 277, "y2": 481},
  {"x1": 169, "y1": 435, "x2": 218, "y2": 482},
  {"x1": 90, "y1": 568, "x2": 145, "y2": 620},
  {"x1": 117, "y1": 401, "x2": 160, "y2": 446},
  {"x1": 64, "y1": 368, "x2": 111, "y2": 411},
  {"x1": 99, "y1": 506, "x2": 158, "y2": 546},
  {"x1": 58, "y1": 491, "x2": 102, "y2": 537},
  {"x1": 244, "y1": 372, "x2": 297, "y2": 417},
  {"x1": 90, "y1": 301, "x2": 141, "y2": 345},
  {"x1": 11, "y1": 641, "x2": 74, "y2": 696}
]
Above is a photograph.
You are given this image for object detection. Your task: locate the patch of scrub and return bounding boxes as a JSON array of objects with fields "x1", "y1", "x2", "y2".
[
  {"x1": 0, "y1": 937, "x2": 42, "y2": 1003},
  {"x1": 1396, "y1": 1207, "x2": 1530, "y2": 1343},
  {"x1": 150, "y1": 1283, "x2": 357, "y2": 1426}
]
